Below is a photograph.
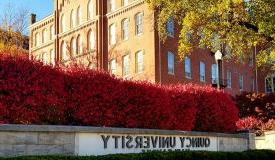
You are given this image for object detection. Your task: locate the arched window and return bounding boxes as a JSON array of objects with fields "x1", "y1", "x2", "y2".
[
  {"x1": 60, "y1": 14, "x2": 65, "y2": 33},
  {"x1": 61, "y1": 41, "x2": 68, "y2": 60},
  {"x1": 135, "y1": 12, "x2": 143, "y2": 35},
  {"x1": 70, "y1": 10, "x2": 76, "y2": 28},
  {"x1": 88, "y1": 30, "x2": 95, "y2": 50},
  {"x1": 50, "y1": 49, "x2": 55, "y2": 66},
  {"x1": 122, "y1": 18, "x2": 129, "y2": 40},
  {"x1": 70, "y1": 37, "x2": 77, "y2": 56},
  {"x1": 50, "y1": 25, "x2": 54, "y2": 40},
  {"x1": 77, "y1": 6, "x2": 81, "y2": 25},
  {"x1": 211, "y1": 64, "x2": 218, "y2": 84},
  {"x1": 109, "y1": 24, "x2": 116, "y2": 45},
  {"x1": 88, "y1": 0, "x2": 94, "y2": 20},
  {"x1": 76, "y1": 35, "x2": 83, "y2": 54},
  {"x1": 167, "y1": 51, "x2": 174, "y2": 74},
  {"x1": 34, "y1": 32, "x2": 39, "y2": 47},
  {"x1": 42, "y1": 29, "x2": 47, "y2": 43},
  {"x1": 136, "y1": 50, "x2": 144, "y2": 73},
  {"x1": 167, "y1": 17, "x2": 174, "y2": 37}
]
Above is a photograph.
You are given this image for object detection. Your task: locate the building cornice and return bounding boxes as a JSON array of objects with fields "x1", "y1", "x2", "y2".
[
  {"x1": 31, "y1": 41, "x2": 54, "y2": 52},
  {"x1": 58, "y1": 19, "x2": 97, "y2": 38},
  {"x1": 30, "y1": 15, "x2": 55, "y2": 31},
  {"x1": 106, "y1": 0, "x2": 145, "y2": 19}
]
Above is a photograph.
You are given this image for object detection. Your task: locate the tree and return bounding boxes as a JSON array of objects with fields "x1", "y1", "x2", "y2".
[
  {"x1": 0, "y1": 2, "x2": 29, "y2": 34},
  {"x1": 0, "y1": 2, "x2": 29, "y2": 57},
  {"x1": 146, "y1": 0, "x2": 275, "y2": 72}
]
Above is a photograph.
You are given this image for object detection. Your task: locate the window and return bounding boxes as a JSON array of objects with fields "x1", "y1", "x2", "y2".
[
  {"x1": 168, "y1": 52, "x2": 175, "y2": 74},
  {"x1": 123, "y1": 54, "x2": 130, "y2": 76},
  {"x1": 199, "y1": 61, "x2": 205, "y2": 82},
  {"x1": 42, "y1": 29, "x2": 47, "y2": 43},
  {"x1": 76, "y1": 35, "x2": 83, "y2": 55},
  {"x1": 110, "y1": 59, "x2": 116, "y2": 74},
  {"x1": 50, "y1": 25, "x2": 54, "y2": 40},
  {"x1": 265, "y1": 75, "x2": 275, "y2": 93},
  {"x1": 42, "y1": 52, "x2": 47, "y2": 64},
  {"x1": 34, "y1": 32, "x2": 39, "y2": 47},
  {"x1": 110, "y1": 0, "x2": 116, "y2": 12},
  {"x1": 122, "y1": 0, "x2": 129, "y2": 6},
  {"x1": 88, "y1": 30, "x2": 95, "y2": 50},
  {"x1": 50, "y1": 49, "x2": 55, "y2": 66},
  {"x1": 77, "y1": 6, "x2": 81, "y2": 25},
  {"x1": 135, "y1": 13, "x2": 143, "y2": 35},
  {"x1": 211, "y1": 64, "x2": 218, "y2": 83},
  {"x1": 61, "y1": 41, "x2": 68, "y2": 60},
  {"x1": 70, "y1": 37, "x2": 76, "y2": 56},
  {"x1": 227, "y1": 70, "x2": 232, "y2": 88},
  {"x1": 136, "y1": 50, "x2": 144, "y2": 73},
  {"x1": 239, "y1": 74, "x2": 244, "y2": 91},
  {"x1": 122, "y1": 19, "x2": 129, "y2": 40},
  {"x1": 109, "y1": 24, "x2": 116, "y2": 45},
  {"x1": 88, "y1": 0, "x2": 94, "y2": 20},
  {"x1": 60, "y1": 14, "x2": 65, "y2": 33},
  {"x1": 185, "y1": 57, "x2": 191, "y2": 78},
  {"x1": 167, "y1": 17, "x2": 174, "y2": 37},
  {"x1": 70, "y1": 10, "x2": 76, "y2": 28}
]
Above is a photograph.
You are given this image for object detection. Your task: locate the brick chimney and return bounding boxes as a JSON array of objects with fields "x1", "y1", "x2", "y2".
[{"x1": 30, "y1": 14, "x2": 36, "y2": 25}]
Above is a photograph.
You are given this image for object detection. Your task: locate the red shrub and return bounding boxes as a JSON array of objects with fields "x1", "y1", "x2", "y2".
[
  {"x1": 236, "y1": 117, "x2": 263, "y2": 131},
  {"x1": 0, "y1": 55, "x2": 239, "y2": 132}
]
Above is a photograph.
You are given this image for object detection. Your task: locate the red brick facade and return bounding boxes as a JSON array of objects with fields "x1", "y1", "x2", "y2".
[{"x1": 29, "y1": 0, "x2": 267, "y2": 96}]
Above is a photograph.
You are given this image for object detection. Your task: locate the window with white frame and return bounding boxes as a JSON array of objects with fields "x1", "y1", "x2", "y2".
[
  {"x1": 34, "y1": 32, "x2": 39, "y2": 47},
  {"x1": 109, "y1": 24, "x2": 116, "y2": 45},
  {"x1": 42, "y1": 29, "x2": 47, "y2": 43},
  {"x1": 50, "y1": 49, "x2": 55, "y2": 66},
  {"x1": 110, "y1": 0, "x2": 116, "y2": 12},
  {"x1": 50, "y1": 25, "x2": 54, "y2": 40},
  {"x1": 88, "y1": 30, "x2": 95, "y2": 50},
  {"x1": 76, "y1": 35, "x2": 82, "y2": 55},
  {"x1": 42, "y1": 52, "x2": 47, "y2": 64},
  {"x1": 122, "y1": 18, "x2": 129, "y2": 40},
  {"x1": 122, "y1": 0, "x2": 129, "y2": 6},
  {"x1": 211, "y1": 64, "x2": 218, "y2": 83},
  {"x1": 167, "y1": 17, "x2": 175, "y2": 37},
  {"x1": 136, "y1": 50, "x2": 144, "y2": 73},
  {"x1": 110, "y1": 59, "x2": 116, "y2": 75},
  {"x1": 227, "y1": 70, "x2": 232, "y2": 88},
  {"x1": 135, "y1": 13, "x2": 143, "y2": 35},
  {"x1": 61, "y1": 41, "x2": 68, "y2": 60},
  {"x1": 123, "y1": 54, "x2": 130, "y2": 76},
  {"x1": 77, "y1": 6, "x2": 81, "y2": 25},
  {"x1": 71, "y1": 38, "x2": 76, "y2": 56},
  {"x1": 88, "y1": 0, "x2": 94, "y2": 20},
  {"x1": 185, "y1": 57, "x2": 191, "y2": 78},
  {"x1": 239, "y1": 74, "x2": 244, "y2": 91},
  {"x1": 168, "y1": 52, "x2": 175, "y2": 74},
  {"x1": 70, "y1": 10, "x2": 76, "y2": 28},
  {"x1": 61, "y1": 14, "x2": 65, "y2": 33},
  {"x1": 265, "y1": 75, "x2": 275, "y2": 93},
  {"x1": 199, "y1": 61, "x2": 205, "y2": 82}
]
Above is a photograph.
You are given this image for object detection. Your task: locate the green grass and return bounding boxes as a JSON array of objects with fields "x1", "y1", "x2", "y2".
[{"x1": 1, "y1": 150, "x2": 275, "y2": 160}]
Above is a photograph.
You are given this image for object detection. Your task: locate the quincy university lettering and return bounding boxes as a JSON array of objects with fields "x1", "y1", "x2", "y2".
[{"x1": 101, "y1": 135, "x2": 211, "y2": 150}]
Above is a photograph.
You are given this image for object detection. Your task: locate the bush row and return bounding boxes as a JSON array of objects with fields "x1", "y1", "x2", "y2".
[
  {"x1": 0, "y1": 56, "x2": 238, "y2": 132},
  {"x1": 1, "y1": 150, "x2": 275, "y2": 160}
]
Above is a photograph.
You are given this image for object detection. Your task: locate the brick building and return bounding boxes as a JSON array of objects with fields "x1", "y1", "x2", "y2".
[{"x1": 29, "y1": 0, "x2": 270, "y2": 96}]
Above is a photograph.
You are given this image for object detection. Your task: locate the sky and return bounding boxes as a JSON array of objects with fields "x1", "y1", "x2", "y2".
[{"x1": 0, "y1": 0, "x2": 53, "y2": 31}]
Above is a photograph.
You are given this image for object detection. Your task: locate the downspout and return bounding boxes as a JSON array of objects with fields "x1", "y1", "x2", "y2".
[{"x1": 255, "y1": 46, "x2": 258, "y2": 93}]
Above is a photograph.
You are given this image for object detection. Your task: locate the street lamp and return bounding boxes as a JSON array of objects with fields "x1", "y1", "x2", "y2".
[{"x1": 215, "y1": 50, "x2": 223, "y2": 89}]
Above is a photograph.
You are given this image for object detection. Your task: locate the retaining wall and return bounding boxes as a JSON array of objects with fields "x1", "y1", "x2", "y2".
[{"x1": 0, "y1": 125, "x2": 255, "y2": 157}]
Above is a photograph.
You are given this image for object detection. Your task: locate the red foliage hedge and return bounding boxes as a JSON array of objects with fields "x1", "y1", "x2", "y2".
[{"x1": 0, "y1": 56, "x2": 239, "y2": 132}]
